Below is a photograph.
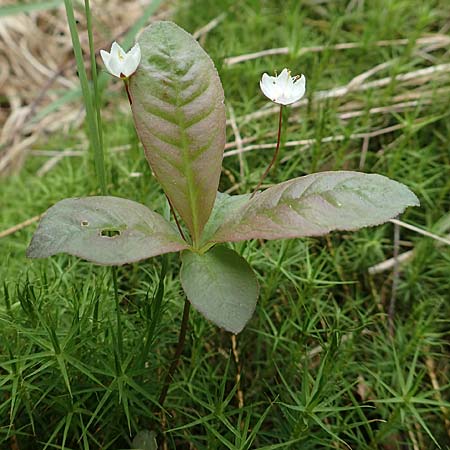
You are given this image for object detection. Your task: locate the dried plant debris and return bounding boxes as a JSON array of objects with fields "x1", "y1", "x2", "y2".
[{"x1": 0, "y1": 0, "x2": 172, "y2": 175}]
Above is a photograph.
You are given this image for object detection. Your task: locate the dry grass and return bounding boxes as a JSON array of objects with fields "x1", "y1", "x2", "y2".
[{"x1": 0, "y1": 0, "x2": 172, "y2": 174}]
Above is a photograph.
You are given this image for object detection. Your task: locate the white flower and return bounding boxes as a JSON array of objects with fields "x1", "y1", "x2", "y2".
[
  {"x1": 260, "y1": 68, "x2": 306, "y2": 105},
  {"x1": 100, "y1": 42, "x2": 141, "y2": 79}
]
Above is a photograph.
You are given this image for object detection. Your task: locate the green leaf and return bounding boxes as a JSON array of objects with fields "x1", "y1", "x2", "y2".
[
  {"x1": 200, "y1": 192, "x2": 251, "y2": 246},
  {"x1": 206, "y1": 171, "x2": 420, "y2": 243},
  {"x1": 27, "y1": 197, "x2": 188, "y2": 265},
  {"x1": 180, "y1": 246, "x2": 259, "y2": 334},
  {"x1": 130, "y1": 21, "x2": 226, "y2": 245}
]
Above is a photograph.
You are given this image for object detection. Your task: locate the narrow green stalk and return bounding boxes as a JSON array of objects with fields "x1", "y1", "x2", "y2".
[
  {"x1": 64, "y1": 0, "x2": 106, "y2": 194},
  {"x1": 84, "y1": 0, "x2": 105, "y2": 190}
]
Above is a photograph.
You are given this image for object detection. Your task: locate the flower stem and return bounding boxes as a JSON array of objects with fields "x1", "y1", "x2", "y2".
[
  {"x1": 251, "y1": 105, "x2": 283, "y2": 198},
  {"x1": 158, "y1": 299, "x2": 191, "y2": 407},
  {"x1": 166, "y1": 195, "x2": 187, "y2": 242},
  {"x1": 124, "y1": 79, "x2": 133, "y2": 104}
]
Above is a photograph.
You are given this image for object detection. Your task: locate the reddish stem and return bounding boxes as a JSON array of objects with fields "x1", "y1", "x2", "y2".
[
  {"x1": 166, "y1": 196, "x2": 187, "y2": 242},
  {"x1": 158, "y1": 299, "x2": 191, "y2": 407},
  {"x1": 251, "y1": 105, "x2": 283, "y2": 198},
  {"x1": 124, "y1": 79, "x2": 132, "y2": 104}
]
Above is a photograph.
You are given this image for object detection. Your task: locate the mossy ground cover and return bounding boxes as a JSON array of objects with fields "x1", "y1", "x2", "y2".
[{"x1": 1, "y1": 0, "x2": 449, "y2": 448}]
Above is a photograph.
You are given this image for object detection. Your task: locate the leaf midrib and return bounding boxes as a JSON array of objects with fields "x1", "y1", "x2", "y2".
[
  {"x1": 213, "y1": 175, "x2": 384, "y2": 238},
  {"x1": 162, "y1": 32, "x2": 200, "y2": 244}
]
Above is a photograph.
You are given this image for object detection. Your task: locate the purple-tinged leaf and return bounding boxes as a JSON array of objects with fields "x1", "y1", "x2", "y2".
[
  {"x1": 207, "y1": 171, "x2": 419, "y2": 243},
  {"x1": 27, "y1": 197, "x2": 188, "y2": 265},
  {"x1": 180, "y1": 246, "x2": 259, "y2": 334},
  {"x1": 129, "y1": 21, "x2": 226, "y2": 244}
]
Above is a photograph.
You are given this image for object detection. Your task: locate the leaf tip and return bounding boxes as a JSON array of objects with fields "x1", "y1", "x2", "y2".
[
  {"x1": 25, "y1": 230, "x2": 49, "y2": 260},
  {"x1": 410, "y1": 191, "x2": 420, "y2": 208},
  {"x1": 397, "y1": 182, "x2": 420, "y2": 211},
  {"x1": 25, "y1": 244, "x2": 35, "y2": 259}
]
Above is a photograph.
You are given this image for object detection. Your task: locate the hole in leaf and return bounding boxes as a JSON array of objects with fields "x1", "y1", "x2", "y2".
[
  {"x1": 101, "y1": 229, "x2": 121, "y2": 238},
  {"x1": 80, "y1": 220, "x2": 89, "y2": 227}
]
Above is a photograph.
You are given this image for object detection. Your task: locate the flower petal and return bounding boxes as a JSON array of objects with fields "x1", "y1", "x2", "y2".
[
  {"x1": 260, "y1": 73, "x2": 277, "y2": 101},
  {"x1": 291, "y1": 74, "x2": 306, "y2": 100},
  {"x1": 100, "y1": 49, "x2": 111, "y2": 67},
  {"x1": 100, "y1": 49, "x2": 121, "y2": 77},
  {"x1": 107, "y1": 55, "x2": 123, "y2": 78},
  {"x1": 122, "y1": 43, "x2": 141, "y2": 77},
  {"x1": 260, "y1": 69, "x2": 306, "y2": 105},
  {"x1": 278, "y1": 68, "x2": 290, "y2": 90},
  {"x1": 111, "y1": 41, "x2": 126, "y2": 60},
  {"x1": 128, "y1": 43, "x2": 141, "y2": 60},
  {"x1": 101, "y1": 42, "x2": 141, "y2": 78},
  {"x1": 274, "y1": 94, "x2": 292, "y2": 106}
]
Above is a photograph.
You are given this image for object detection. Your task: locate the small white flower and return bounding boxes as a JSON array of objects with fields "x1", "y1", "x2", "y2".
[
  {"x1": 260, "y1": 68, "x2": 306, "y2": 105},
  {"x1": 100, "y1": 42, "x2": 141, "y2": 79}
]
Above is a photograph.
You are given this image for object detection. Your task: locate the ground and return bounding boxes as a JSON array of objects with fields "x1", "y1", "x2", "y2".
[{"x1": 0, "y1": 0, "x2": 449, "y2": 449}]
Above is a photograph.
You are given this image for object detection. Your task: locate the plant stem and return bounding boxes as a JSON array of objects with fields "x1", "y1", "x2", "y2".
[
  {"x1": 84, "y1": 0, "x2": 106, "y2": 194},
  {"x1": 251, "y1": 104, "x2": 283, "y2": 198},
  {"x1": 166, "y1": 196, "x2": 187, "y2": 242},
  {"x1": 158, "y1": 299, "x2": 191, "y2": 407},
  {"x1": 112, "y1": 266, "x2": 123, "y2": 358},
  {"x1": 64, "y1": 0, "x2": 106, "y2": 194},
  {"x1": 124, "y1": 79, "x2": 133, "y2": 104}
]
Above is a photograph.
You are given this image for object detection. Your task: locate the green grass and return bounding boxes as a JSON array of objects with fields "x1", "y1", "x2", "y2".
[{"x1": 1, "y1": 0, "x2": 450, "y2": 448}]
